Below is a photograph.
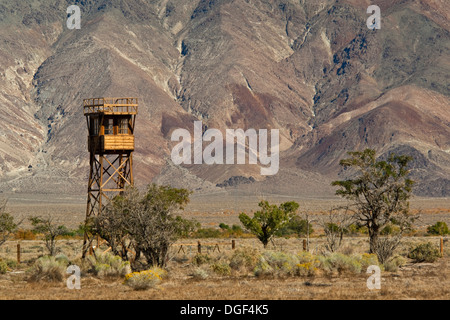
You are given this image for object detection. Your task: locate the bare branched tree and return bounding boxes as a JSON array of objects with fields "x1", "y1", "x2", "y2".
[
  {"x1": 320, "y1": 206, "x2": 355, "y2": 252},
  {"x1": 29, "y1": 215, "x2": 69, "y2": 256},
  {"x1": 372, "y1": 209, "x2": 420, "y2": 264}
]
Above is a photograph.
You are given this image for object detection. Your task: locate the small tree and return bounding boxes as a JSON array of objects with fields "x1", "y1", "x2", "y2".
[
  {"x1": 427, "y1": 221, "x2": 449, "y2": 236},
  {"x1": 29, "y1": 216, "x2": 69, "y2": 256},
  {"x1": 239, "y1": 201, "x2": 299, "y2": 248},
  {"x1": 91, "y1": 188, "x2": 138, "y2": 261},
  {"x1": 0, "y1": 199, "x2": 19, "y2": 246},
  {"x1": 332, "y1": 149, "x2": 417, "y2": 263},
  {"x1": 92, "y1": 184, "x2": 197, "y2": 270},
  {"x1": 128, "y1": 184, "x2": 194, "y2": 269}
]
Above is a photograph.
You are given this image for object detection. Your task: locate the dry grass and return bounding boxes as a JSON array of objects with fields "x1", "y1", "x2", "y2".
[
  {"x1": 1, "y1": 194, "x2": 449, "y2": 300},
  {"x1": 0, "y1": 236, "x2": 448, "y2": 300}
]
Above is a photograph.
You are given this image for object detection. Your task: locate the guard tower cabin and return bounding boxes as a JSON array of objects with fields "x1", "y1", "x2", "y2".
[
  {"x1": 84, "y1": 97, "x2": 138, "y2": 154},
  {"x1": 82, "y1": 97, "x2": 138, "y2": 257}
]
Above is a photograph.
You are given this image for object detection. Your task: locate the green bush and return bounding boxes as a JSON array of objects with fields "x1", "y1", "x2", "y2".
[
  {"x1": 383, "y1": 255, "x2": 406, "y2": 272},
  {"x1": 319, "y1": 253, "x2": 362, "y2": 274},
  {"x1": 219, "y1": 223, "x2": 230, "y2": 230},
  {"x1": 87, "y1": 250, "x2": 131, "y2": 278},
  {"x1": 192, "y1": 253, "x2": 212, "y2": 266},
  {"x1": 0, "y1": 260, "x2": 8, "y2": 274},
  {"x1": 347, "y1": 223, "x2": 368, "y2": 235},
  {"x1": 427, "y1": 222, "x2": 449, "y2": 236},
  {"x1": 193, "y1": 228, "x2": 221, "y2": 238},
  {"x1": 408, "y1": 242, "x2": 441, "y2": 263},
  {"x1": 191, "y1": 267, "x2": 209, "y2": 280},
  {"x1": 229, "y1": 247, "x2": 260, "y2": 272},
  {"x1": 5, "y1": 258, "x2": 17, "y2": 270},
  {"x1": 380, "y1": 223, "x2": 401, "y2": 235},
  {"x1": 211, "y1": 262, "x2": 231, "y2": 276},
  {"x1": 254, "y1": 251, "x2": 300, "y2": 277},
  {"x1": 276, "y1": 216, "x2": 313, "y2": 237},
  {"x1": 231, "y1": 224, "x2": 244, "y2": 235}
]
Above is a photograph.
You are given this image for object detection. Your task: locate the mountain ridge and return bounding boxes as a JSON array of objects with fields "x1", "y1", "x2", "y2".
[{"x1": 0, "y1": 0, "x2": 449, "y2": 198}]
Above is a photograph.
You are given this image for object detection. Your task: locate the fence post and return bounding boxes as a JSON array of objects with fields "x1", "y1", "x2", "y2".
[
  {"x1": 232, "y1": 239, "x2": 235, "y2": 250},
  {"x1": 197, "y1": 241, "x2": 201, "y2": 254},
  {"x1": 17, "y1": 242, "x2": 21, "y2": 264},
  {"x1": 440, "y1": 237, "x2": 444, "y2": 257},
  {"x1": 303, "y1": 239, "x2": 307, "y2": 251}
]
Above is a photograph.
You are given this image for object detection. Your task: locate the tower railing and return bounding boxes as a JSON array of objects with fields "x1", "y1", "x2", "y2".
[{"x1": 83, "y1": 97, "x2": 138, "y2": 115}]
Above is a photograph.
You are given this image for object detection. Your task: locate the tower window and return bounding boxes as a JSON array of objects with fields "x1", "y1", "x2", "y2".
[
  {"x1": 119, "y1": 118, "x2": 129, "y2": 134},
  {"x1": 105, "y1": 118, "x2": 114, "y2": 135},
  {"x1": 91, "y1": 117, "x2": 99, "y2": 136}
]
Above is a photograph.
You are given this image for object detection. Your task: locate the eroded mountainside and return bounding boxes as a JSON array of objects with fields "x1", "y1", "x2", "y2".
[{"x1": 0, "y1": 0, "x2": 449, "y2": 197}]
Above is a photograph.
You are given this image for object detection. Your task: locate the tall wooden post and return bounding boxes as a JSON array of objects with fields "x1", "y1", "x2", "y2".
[{"x1": 16, "y1": 242, "x2": 20, "y2": 264}]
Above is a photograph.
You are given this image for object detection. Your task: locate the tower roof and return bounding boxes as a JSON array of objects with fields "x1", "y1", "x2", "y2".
[{"x1": 83, "y1": 97, "x2": 138, "y2": 115}]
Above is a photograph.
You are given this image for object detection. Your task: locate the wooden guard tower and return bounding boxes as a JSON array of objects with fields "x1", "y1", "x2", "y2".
[{"x1": 82, "y1": 97, "x2": 138, "y2": 257}]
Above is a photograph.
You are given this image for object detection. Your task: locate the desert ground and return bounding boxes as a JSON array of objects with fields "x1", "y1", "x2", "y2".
[
  {"x1": 0, "y1": 192, "x2": 449, "y2": 300},
  {"x1": 0, "y1": 237, "x2": 448, "y2": 300}
]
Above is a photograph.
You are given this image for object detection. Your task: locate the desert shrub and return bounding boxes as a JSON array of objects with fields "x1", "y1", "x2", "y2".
[
  {"x1": 191, "y1": 267, "x2": 209, "y2": 280},
  {"x1": 231, "y1": 224, "x2": 244, "y2": 235},
  {"x1": 296, "y1": 261, "x2": 319, "y2": 276},
  {"x1": 408, "y1": 242, "x2": 441, "y2": 263},
  {"x1": 383, "y1": 255, "x2": 406, "y2": 272},
  {"x1": 347, "y1": 223, "x2": 368, "y2": 235},
  {"x1": 296, "y1": 252, "x2": 320, "y2": 276},
  {"x1": 380, "y1": 223, "x2": 401, "y2": 235},
  {"x1": 14, "y1": 229, "x2": 36, "y2": 240},
  {"x1": 253, "y1": 256, "x2": 274, "y2": 277},
  {"x1": 229, "y1": 247, "x2": 260, "y2": 272},
  {"x1": 193, "y1": 228, "x2": 222, "y2": 238},
  {"x1": 211, "y1": 262, "x2": 231, "y2": 276},
  {"x1": 192, "y1": 253, "x2": 212, "y2": 266},
  {"x1": 219, "y1": 223, "x2": 230, "y2": 230},
  {"x1": 4, "y1": 258, "x2": 17, "y2": 270},
  {"x1": 319, "y1": 253, "x2": 362, "y2": 275},
  {"x1": 254, "y1": 251, "x2": 300, "y2": 277},
  {"x1": 427, "y1": 222, "x2": 449, "y2": 236},
  {"x1": 276, "y1": 216, "x2": 313, "y2": 237},
  {"x1": 55, "y1": 253, "x2": 70, "y2": 265},
  {"x1": 124, "y1": 269, "x2": 162, "y2": 290},
  {"x1": 28, "y1": 255, "x2": 68, "y2": 282},
  {"x1": 0, "y1": 260, "x2": 8, "y2": 274},
  {"x1": 87, "y1": 250, "x2": 130, "y2": 278},
  {"x1": 356, "y1": 253, "x2": 379, "y2": 270}
]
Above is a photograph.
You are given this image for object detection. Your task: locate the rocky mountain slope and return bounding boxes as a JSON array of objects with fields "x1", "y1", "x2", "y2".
[{"x1": 0, "y1": 0, "x2": 449, "y2": 198}]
